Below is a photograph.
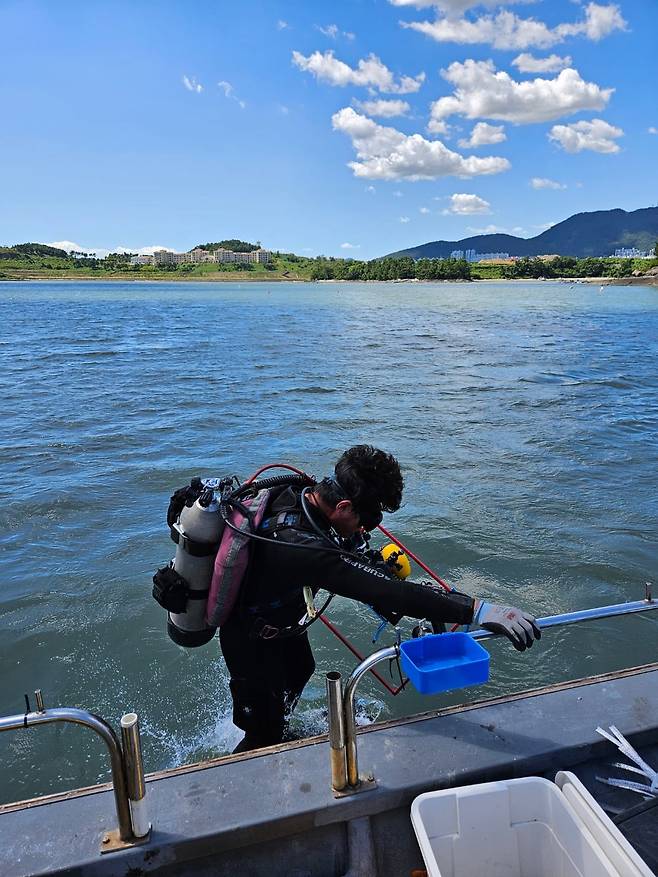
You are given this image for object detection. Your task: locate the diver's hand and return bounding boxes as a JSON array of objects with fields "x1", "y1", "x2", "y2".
[{"x1": 474, "y1": 600, "x2": 541, "y2": 651}]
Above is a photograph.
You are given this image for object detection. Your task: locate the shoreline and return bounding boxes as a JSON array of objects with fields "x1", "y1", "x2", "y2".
[{"x1": 1, "y1": 274, "x2": 656, "y2": 287}]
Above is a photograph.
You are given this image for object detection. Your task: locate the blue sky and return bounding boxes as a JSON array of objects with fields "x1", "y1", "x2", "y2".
[{"x1": 0, "y1": 0, "x2": 655, "y2": 259}]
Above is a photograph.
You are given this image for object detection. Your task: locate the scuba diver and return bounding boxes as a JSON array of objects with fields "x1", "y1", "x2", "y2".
[{"x1": 212, "y1": 445, "x2": 540, "y2": 753}]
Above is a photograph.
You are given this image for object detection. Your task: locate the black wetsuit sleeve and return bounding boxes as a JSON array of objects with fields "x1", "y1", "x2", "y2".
[{"x1": 271, "y1": 529, "x2": 475, "y2": 626}]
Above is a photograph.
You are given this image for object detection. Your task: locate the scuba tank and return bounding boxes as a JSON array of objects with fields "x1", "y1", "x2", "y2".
[
  {"x1": 153, "y1": 477, "x2": 228, "y2": 648},
  {"x1": 153, "y1": 470, "x2": 316, "y2": 647}
]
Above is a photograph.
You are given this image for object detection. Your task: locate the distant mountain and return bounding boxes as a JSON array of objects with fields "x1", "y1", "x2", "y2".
[{"x1": 385, "y1": 207, "x2": 658, "y2": 260}]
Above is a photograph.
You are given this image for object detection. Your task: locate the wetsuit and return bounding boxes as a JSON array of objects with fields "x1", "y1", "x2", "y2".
[{"x1": 219, "y1": 486, "x2": 475, "y2": 751}]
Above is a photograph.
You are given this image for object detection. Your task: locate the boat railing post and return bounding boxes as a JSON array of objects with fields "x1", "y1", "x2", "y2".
[
  {"x1": 326, "y1": 672, "x2": 348, "y2": 792},
  {"x1": 343, "y1": 645, "x2": 398, "y2": 791},
  {"x1": 0, "y1": 694, "x2": 149, "y2": 852}
]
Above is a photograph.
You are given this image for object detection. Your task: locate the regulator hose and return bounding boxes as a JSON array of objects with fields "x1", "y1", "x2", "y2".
[{"x1": 231, "y1": 472, "x2": 314, "y2": 499}]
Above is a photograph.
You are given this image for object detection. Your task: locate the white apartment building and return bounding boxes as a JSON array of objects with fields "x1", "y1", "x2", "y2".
[
  {"x1": 214, "y1": 248, "x2": 272, "y2": 264},
  {"x1": 149, "y1": 247, "x2": 273, "y2": 266}
]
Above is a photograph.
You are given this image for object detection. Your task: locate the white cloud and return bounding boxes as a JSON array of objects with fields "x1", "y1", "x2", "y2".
[
  {"x1": 466, "y1": 224, "x2": 507, "y2": 233},
  {"x1": 332, "y1": 107, "x2": 510, "y2": 180},
  {"x1": 443, "y1": 193, "x2": 491, "y2": 214},
  {"x1": 512, "y1": 53, "x2": 572, "y2": 73},
  {"x1": 393, "y1": 190, "x2": 404, "y2": 197},
  {"x1": 317, "y1": 24, "x2": 339, "y2": 38},
  {"x1": 649, "y1": 127, "x2": 658, "y2": 135},
  {"x1": 466, "y1": 224, "x2": 527, "y2": 235},
  {"x1": 277, "y1": 20, "x2": 289, "y2": 30},
  {"x1": 531, "y1": 177, "x2": 566, "y2": 190},
  {"x1": 340, "y1": 242, "x2": 361, "y2": 249},
  {"x1": 420, "y1": 206, "x2": 431, "y2": 214},
  {"x1": 390, "y1": 0, "x2": 527, "y2": 12},
  {"x1": 429, "y1": 60, "x2": 613, "y2": 129},
  {"x1": 400, "y1": 216, "x2": 411, "y2": 223},
  {"x1": 46, "y1": 240, "x2": 86, "y2": 253},
  {"x1": 389, "y1": 0, "x2": 441, "y2": 7},
  {"x1": 292, "y1": 50, "x2": 425, "y2": 94},
  {"x1": 549, "y1": 118, "x2": 623, "y2": 153},
  {"x1": 402, "y1": 3, "x2": 627, "y2": 50},
  {"x1": 458, "y1": 121, "x2": 506, "y2": 148},
  {"x1": 132, "y1": 245, "x2": 176, "y2": 255},
  {"x1": 278, "y1": 104, "x2": 290, "y2": 115},
  {"x1": 366, "y1": 185, "x2": 377, "y2": 193},
  {"x1": 218, "y1": 80, "x2": 246, "y2": 109},
  {"x1": 354, "y1": 98, "x2": 410, "y2": 118},
  {"x1": 316, "y1": 24, "x2": 355, "y2": 40},
  {"x1": 534, "y1": 222, "x2": 555, "y2": 230},
  {"x1": 45, "y1": 242, "x2": 176, "y2": 258},
  {"x1": 182, "y1": 75, "x2": 203, "y2": 93}
]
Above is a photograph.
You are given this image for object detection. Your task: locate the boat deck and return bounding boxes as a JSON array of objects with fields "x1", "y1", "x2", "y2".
[{"x1": 1, "y1": 662, "x2": 657, "y2": 876}]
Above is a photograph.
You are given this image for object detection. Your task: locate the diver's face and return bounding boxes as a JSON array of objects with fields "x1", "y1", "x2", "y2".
[{"x1": 329, "y1": 500, "x2": 362, "y2": 537}]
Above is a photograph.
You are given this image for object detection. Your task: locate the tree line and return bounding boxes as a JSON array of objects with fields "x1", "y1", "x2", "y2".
[
  {"x1": 310, "y1": 257, "x2": 472, "y2": 281},
  {"x1": 501, "y1": 256, "x2": 656, "y2": 279}
]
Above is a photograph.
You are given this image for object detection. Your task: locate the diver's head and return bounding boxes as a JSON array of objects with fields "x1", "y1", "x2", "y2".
[{"x1": 316, "y1": 445, "x2": 403, "y2": 536}]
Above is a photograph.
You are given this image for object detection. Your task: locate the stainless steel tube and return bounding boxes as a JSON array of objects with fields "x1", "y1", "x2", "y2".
[
  {"x1": 121, "y1": 713, "x2": 150, "y2": 838},
  {"x1": 0, "y1": 707, "x2": 133, "y2": 842},
  {"x1": 344, "y1": 645, "x2": 398, "y2": 788},
  {"x1": 339, "y1": 597, "x2": 657, "y2": 792},
  {"x1": 326, "y1": 672, "x2": 347, "y2": 792},
  {"x1": 470, "y1": 599, "x2": 658, "y2": 641}
]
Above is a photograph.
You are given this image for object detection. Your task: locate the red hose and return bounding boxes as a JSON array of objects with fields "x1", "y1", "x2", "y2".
[{"x1": 318, "y1": 615, "x2": 405, "y2": 696}]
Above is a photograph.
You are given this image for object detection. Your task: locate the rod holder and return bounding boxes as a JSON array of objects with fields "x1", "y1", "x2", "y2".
[
  {"x1": 121, "y1": 713, "x2": 150, "y2": 838},
  {"x1": 326, "y1": 672, "x2": 347, "y2": 792}
]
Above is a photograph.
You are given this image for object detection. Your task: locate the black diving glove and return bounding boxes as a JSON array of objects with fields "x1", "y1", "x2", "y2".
[{"x1": 473, "y1": 600, "x2": 541, "y2": 651}]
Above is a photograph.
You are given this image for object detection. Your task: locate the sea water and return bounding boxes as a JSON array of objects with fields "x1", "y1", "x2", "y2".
[{"x1": 0, "y1": 280, "x2": 656, "y2": 802}]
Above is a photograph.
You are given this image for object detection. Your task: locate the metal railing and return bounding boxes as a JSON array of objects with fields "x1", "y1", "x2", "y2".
[
  {"x1": 0, "y1": 692, "x2": 150, "y2": 852},
  {"x1": 326, "y1": 591, "x2": 658, "y2": 794}
]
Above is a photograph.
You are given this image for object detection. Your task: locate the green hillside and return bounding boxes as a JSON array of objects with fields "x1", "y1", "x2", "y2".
[{"x1": 387, "y1": 207, "x2": 658, "y2": 260}]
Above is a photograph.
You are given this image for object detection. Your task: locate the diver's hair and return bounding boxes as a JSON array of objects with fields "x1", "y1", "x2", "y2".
[{"x1": 318, "y1": 445, "x2": 403, "y2": 513}]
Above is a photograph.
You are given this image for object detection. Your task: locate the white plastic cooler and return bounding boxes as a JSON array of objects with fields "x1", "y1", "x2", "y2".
[{"x1": 411, "y1": 772, "x2": 653, "y2": 876}]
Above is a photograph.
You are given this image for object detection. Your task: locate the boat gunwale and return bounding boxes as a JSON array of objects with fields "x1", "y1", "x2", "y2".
[{"x1": 2, "y1": 658, "x2": 657, "y2": 815}]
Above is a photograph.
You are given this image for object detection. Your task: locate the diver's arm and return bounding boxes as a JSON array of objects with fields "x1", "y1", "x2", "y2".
[
  {"x1": 274, "y1": 535, "x2": 476, "y2": 625},
  {"x1": 333, "y1": 556, "x2": 475, "y2": 625}
]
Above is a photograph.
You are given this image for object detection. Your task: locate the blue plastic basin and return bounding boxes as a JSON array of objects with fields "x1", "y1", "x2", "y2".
[{"x1": 400, "y1": 632, "x2": 490, "y2": 695}]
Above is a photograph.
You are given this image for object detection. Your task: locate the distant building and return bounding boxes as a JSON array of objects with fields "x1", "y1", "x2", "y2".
[
  {"x1": 613, "y1": 247, "x2": 652, "y2": 258},
  {"x1": 213, "y1": 247, "x2": 272, "y2": 264},
  {"x1": 130, "y1": 254, "x2": 154, "y2": 266},
  {"x1": 152, "y1": 249, "x2": 176, "y2": 265},
  {"x1": 151, "y1": 247, "x2": 273, "y2": 266},
  {"x1": 189, "y1": 248, "x2": 214, "y2": 263}
]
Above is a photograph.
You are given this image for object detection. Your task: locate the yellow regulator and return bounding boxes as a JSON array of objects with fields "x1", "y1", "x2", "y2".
[{"x1": 380, "y1": 543, "x2": 411, "y2": 580}]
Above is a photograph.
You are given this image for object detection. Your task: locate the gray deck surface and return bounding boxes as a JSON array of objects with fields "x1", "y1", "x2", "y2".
[{"x1": 1, "y1": 663, "x2": 657, "y2": 876}]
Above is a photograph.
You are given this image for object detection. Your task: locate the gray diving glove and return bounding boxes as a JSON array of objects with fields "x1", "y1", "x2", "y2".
[{"x1": 473, "y1": 600, "x2": 541, "y2": 651}]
